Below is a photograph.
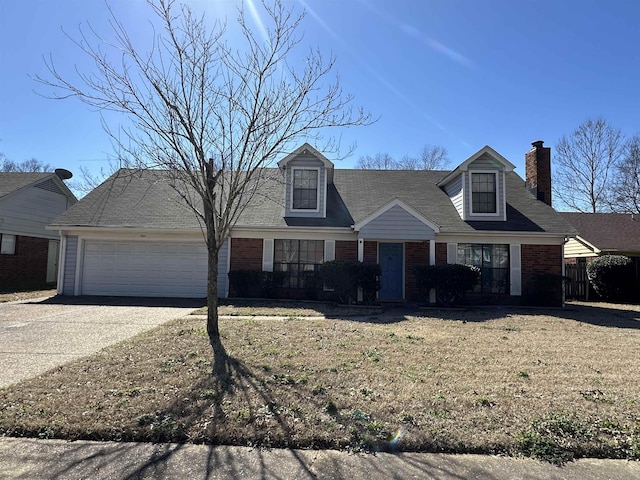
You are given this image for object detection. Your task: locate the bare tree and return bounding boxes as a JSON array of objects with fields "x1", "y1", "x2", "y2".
[
  {"x1": 398, "y1": 144, "x2": 449, "y2": 170},
  {"x1": 1, "y1": 155, "x2": 52, "y2": 172},
  {"x1": 356, "y1": 144, "x2": 449, "y2": 170},
  {"x1": 356, "y1": 152, "x2": 395, "y2": 169},
  {"x1": 553, "y1": 118, "x2": 623, "y2": 212},
  {"x1": 36, "y1": 0, "x2": 370, "y2": 374},
  {"x1": 609, "y1": 135, "x2": 640, "y2": 214}
]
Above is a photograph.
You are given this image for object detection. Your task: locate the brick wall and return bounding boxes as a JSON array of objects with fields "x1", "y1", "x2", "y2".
[
  {"x1": 0, "y1": 235, "x2": 49, "y2": 289},
  {"x1": 335, "y1": 241, "x2": 357, "y2": 261},
  {"x1": 405, "y1": 241, "x2": 430, "y2": 301},
  {"x1": 435, "y1": 242, "x2": 448, "y2": 265},
  {"x1": 230, "y1": 238, "x2": 263, "y2": 271},
  {"x1": 364, "y1": 241, "x2": 377, "y2": 264},
  {"x1": 521, "y1": 244, "x2": 563, "y2": 305}
]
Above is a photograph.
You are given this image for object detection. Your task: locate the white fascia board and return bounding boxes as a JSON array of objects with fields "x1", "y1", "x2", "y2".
[
  {"x1": 277, "y1": 143, "x2": 334, "y2": 169},
  {"x1": 435, "y1": 232, "x2": 568, "y2": 245},
  {"x1": 437, "y1": 145, "x2": 516, "y2": 187},
  {"x1": 231, "y1": 225, "x2": 356, "y2": 241},
  {"x1": 573, "y1": 235, "x2": 600, "y2": 254},
  {"x1": 353, "y1": 198, "x2": 441, "y2": 233}
]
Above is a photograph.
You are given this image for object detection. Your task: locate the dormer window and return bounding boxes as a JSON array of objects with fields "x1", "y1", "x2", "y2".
[
  {"x1": 471, "y1": 172, "x2": 497, "y2": 214},
  {"x1": 292, "y1": 168, "x2": 319, "y2": 210}
]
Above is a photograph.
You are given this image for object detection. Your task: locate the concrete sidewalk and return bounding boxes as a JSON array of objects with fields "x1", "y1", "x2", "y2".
[{"x1": 0, "y1": 437, "x2": 638, "y2": 480}]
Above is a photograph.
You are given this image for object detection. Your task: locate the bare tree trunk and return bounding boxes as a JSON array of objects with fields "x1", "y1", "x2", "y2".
[{"x1": 204, "y1": 201, "x2": 228, "y2": 380}]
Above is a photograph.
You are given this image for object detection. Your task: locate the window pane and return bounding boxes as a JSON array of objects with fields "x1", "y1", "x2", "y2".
[
  {"x1": 293, "y1": 169, "x2": 318, "y2": 209},
  {"x1": 0, "y1": 234, "x2": 16, "y2": 255},
  {"x1": 472, "y1": 173, "x2": 497, "y2": 213},
  {"x1": 273, "y1": 239, "x2": 324, "y2": 288}
]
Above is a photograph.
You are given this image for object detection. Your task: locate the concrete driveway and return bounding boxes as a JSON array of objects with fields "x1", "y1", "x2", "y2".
[{"x1": 0, "y1": 296, "x2": 204, "y2": 387}]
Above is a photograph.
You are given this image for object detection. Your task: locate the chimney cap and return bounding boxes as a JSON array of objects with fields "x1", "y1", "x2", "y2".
[{"x1": 531, "y1": 140, "x2": 544, "y2": 148}]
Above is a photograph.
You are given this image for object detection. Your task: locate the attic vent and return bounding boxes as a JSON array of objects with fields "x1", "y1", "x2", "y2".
[{"x1": 35, "y1": 179, "x2": 63, "y2": 194}]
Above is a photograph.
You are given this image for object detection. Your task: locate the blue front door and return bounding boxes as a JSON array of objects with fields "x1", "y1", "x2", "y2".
[{"x1": 378, "y1": 243, "x2": 403, "y2": 300}]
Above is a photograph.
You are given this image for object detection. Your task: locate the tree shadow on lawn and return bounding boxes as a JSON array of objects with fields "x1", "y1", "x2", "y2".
[{"x1": 417, "y1": 303, "x2": 640, "y2": 330}]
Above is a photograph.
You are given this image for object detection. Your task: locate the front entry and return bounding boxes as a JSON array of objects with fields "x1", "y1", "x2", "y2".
[{"x1": 378, "y1": 242, "x2": 403, "y2": 300}]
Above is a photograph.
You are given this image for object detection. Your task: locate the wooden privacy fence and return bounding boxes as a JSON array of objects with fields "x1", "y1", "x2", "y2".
[{"x1": 565, "y1": 263, "x2": 591, "y2": 300}]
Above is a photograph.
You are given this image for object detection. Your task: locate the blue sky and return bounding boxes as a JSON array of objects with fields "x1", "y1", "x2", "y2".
[{"x1": 1, "y1": 0, "x2": 639, "y2": 186}]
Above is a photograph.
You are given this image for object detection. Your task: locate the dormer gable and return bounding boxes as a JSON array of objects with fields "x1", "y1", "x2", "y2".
[
  {"x1": 438, "y1": 146, "x2": 515, "y2": 222},
  {"x1": 279, "y1": 143, "x2": 334, "y2": 219}
]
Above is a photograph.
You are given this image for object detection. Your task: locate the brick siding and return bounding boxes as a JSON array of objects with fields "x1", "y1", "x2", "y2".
[
  {"x1": 435, "y1": 242, "x2": 448, "y2": 265},
  {"x1": 521, "y1": 244, "x2": 563, "y2": 305},
  {"x1": 363, "y1": 241, "x2": 377, "y2": 264},
  {"x1": 0, "y1": 235, "x2": 49, "y2": 288},
  {"x1": 404, "y1": 241, "x2": 430, "y2": 301},
  {"x1": 230, "y1": 238, "x2": 263, "y2": 271},
  {"x1": 335, "y1": 241, "x2": 357, "y2": 261}
]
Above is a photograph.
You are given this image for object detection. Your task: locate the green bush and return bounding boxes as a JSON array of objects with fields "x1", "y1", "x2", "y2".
[
  {"x1": 412, "y1": 264, "x2": 480, "y2": 306},
  {"x1": 319, "y1": 260, "x2": 381, "y2": 304},
  {"x1": 586, "y1": 255, "x2": 635, "y2": 302},
  {"x1": 228, "y1": 270, "x2": 287, "y2": 298}
]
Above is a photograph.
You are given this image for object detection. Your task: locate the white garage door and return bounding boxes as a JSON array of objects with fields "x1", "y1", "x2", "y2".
[{"x1": 82, "y1": 241, "x2": 208, "y2": 297}]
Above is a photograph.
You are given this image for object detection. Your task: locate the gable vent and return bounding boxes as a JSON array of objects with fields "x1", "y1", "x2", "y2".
[{"x1": 35, "y1": 178, "x2": 63, "y2": 194}]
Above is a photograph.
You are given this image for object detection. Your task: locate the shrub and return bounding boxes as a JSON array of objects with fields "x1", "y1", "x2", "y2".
[
  {"x1": 586, "y1": 255, "x2": 635, "y2": 302},
  {"x1": 412, "y1": 264, "x2": 480, "y2": 306},
  {"x1": 228, "y1": 270, "x2": 263, "y2": 297},
  {"x1": 357, "y1": 263, "x2": 382, "y2": 305},
  {"x1": 532, "y1": 273, "x2": 567, "y2": 307},
  {"x1": 319, "y1": 260, "x2": 382, "y2": 304},
  {"x1": 320, "y1": 260, "x2": 358, "y2": 304},
  {"x1": 228, "y1": 270, "x2": 286, "y2": 298}
]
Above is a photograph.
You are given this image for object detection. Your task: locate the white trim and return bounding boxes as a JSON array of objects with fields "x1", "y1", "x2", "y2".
[
  {"x1": 561, "y1": 241, "x2": 566, "y2": 305},
  {"x1": 357, "y1": 238, "x2": 364, "y2": 262},
  {"x1": 262, "y1": 239, "x2": 274, "y2": 272},
  {"x1": 232, "y1": 228, "x2": 355, "y2": 241},
  {"x1": 437, "y1": 145, "x2": 516, "y2": 187},
  {"x1": 74, "y1": 238, "x2": 84, "y2": 296},
  {"x1": 324, "y1": 240, "x2": 335, "y2": 262},
  {"x1": 461, "y1": 172, "x2": 467, "y2": 221},
  {"x1": 469, "y1": 170, "x2": 501, "y2": 217},
  {"x1": 509, "y1": 244, "x2": 522, "y2": 296},
  {"x1": 277, "y1": 143, "x2": 334, "y2": 169},
  {"x1": 429, "y1": 240, "x2": 435, "y2": 266},
  {"x1": 57, "y1": 233, "x2": 66, "y2": 294},
  {"x1": 435, "y1": 233, "x2": 567, "y2": 245},
  {"x1": 353, "y1": 198, "x2": 440, "y2": 233},
  {"x1": 290, "y1": 166, "x2": 321, "y2": 213},
  {"x1": 446, "y1": 243, "x2": 458, "y2": 264}
]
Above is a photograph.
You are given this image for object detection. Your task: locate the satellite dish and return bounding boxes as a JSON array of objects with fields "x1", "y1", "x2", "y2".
[{"x1": 55, "y1": 168, "x2": 73, "y2": 180}]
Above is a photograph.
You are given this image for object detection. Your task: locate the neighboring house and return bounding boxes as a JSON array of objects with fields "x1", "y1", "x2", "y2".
[
  {"x1": 0, "y1": 171, "x2": 77, "y2": 289},
  {"x1": 561, "y1": 212, "x2": 640, "y2": 300},
  {"x1": 49, "y1": 141, "x2": 575, "y2": 305}
]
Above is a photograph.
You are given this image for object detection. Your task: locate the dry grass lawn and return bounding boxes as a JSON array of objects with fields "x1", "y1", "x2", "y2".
[
  {"x1": 1, "y1": 301, "x2": 639, "y2": 463},
  {"x1": 0, "y1": 289, "x2": 56, "y2": 303}
]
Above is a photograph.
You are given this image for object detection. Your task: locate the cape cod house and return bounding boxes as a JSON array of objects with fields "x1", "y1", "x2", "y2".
[{"x1": 49, "y1": 141, "x2": 575, "y2": 305}]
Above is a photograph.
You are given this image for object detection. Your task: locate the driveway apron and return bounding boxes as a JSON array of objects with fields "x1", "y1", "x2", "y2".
[{"x1": 0, "y1": 296, "x2": 202, "y2": 387}]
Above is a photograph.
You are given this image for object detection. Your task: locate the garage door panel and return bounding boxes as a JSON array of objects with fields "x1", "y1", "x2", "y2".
[{"x1": 82, "y1": 241, "x2": 208, "y2": 298}]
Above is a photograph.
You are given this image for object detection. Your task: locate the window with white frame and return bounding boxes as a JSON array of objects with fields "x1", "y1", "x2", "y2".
[
  {"x1": 292, "y1": 169, "x2": 319, "y2": 210},
  {"x1": 458, "y1": 243, "x2": 509, "y2": 293},
  {"x1": 274, "y1": 239, "x2": 324, "y2": 288},
  {"x1": 0, "y1": 234, "x2": 16, "y2": 255},
  {"x1": 471, "y1": 172, "x2": 497, "y2": 214}
]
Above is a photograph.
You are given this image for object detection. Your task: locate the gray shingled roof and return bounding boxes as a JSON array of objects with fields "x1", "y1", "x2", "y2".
[
  {"x1": 0, "y1": 172, "x2": 51, "y2": 198},
  {"x1": 50, "y1": 170, "x2": 202, "y2": 230},
  {"x1": 560, "y1": 212, "x2": 640, "y2": 252},
  {"x1": 51, "y1": 167, "x2": 576, "y2": 236}
]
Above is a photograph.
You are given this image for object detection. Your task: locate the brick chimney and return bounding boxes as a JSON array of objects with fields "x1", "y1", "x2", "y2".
[{"x1": 525, "y1": 140, "x2": 552, "y2": 206}]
